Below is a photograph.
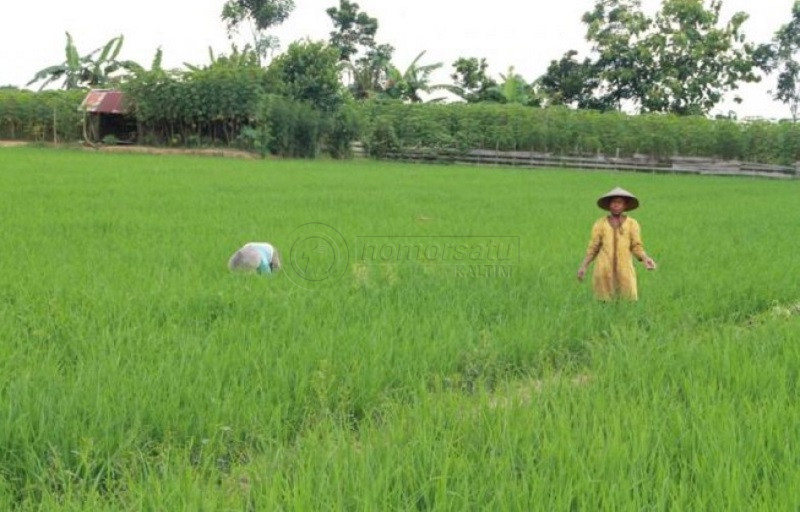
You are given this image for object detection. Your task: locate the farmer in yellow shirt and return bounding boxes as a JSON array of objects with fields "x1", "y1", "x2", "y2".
[{"x1": 577, "y1": 187, "x2": 656, "y2": 301}]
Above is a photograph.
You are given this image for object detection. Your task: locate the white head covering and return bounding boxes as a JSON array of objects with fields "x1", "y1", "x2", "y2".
[{"x1": 228, "y1": 245, "x2": 263, "y2": 272}]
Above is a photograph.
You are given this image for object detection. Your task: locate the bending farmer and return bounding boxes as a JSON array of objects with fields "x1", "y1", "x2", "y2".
[{"x1": 228, "y1": 242, "x2": 282, "y2": 275}]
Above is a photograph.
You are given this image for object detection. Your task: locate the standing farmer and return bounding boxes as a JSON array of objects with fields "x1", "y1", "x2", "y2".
[{"x1": 577, "y1": 187, "x2": 656, "y2": 301}]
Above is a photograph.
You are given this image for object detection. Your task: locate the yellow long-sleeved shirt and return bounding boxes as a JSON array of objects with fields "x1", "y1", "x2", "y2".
[{"x1": 586, "y1": 216, "x2": 647, "y2": 301}]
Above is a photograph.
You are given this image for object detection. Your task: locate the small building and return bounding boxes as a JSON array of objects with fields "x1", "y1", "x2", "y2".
[{"x1": 79, "y1": 89, "x2": 137, "y2": 144}]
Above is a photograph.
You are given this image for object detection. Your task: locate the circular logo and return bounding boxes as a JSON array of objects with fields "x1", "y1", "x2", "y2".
[{"x1": 285, "y1": 223, "x2": 349, "y2": 288}]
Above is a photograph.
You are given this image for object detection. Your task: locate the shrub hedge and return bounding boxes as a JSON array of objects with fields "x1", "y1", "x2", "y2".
[
  {"x1": 0, "y1": 90, "x2": 85, "y2": 142},
  {"x1": 3, "y1": 89, "x2": 800, "y2": 165}
]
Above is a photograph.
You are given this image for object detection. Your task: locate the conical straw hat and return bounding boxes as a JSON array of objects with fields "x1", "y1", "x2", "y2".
[{"x1": 597, "y1": 187, "x2": 639, "y2": 211}]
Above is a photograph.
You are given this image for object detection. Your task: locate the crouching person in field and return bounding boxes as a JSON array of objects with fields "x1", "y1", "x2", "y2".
[{"x1": 228, "y1": 242, "x2": 282, "y2": 275}]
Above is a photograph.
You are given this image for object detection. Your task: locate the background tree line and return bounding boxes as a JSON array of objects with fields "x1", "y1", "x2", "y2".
[{"x1": 5, "y1": 0, "x2": 800, "y2": 161}]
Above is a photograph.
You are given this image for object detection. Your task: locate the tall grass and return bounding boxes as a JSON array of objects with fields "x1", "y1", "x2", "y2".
[{"x1": 0, "y1": 147, "x2": 799, "y2": 509}]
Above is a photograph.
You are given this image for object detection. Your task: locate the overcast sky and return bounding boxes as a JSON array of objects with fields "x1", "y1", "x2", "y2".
[{"x1": 1, "y1": 0, "x2": 796, "y2": 119}]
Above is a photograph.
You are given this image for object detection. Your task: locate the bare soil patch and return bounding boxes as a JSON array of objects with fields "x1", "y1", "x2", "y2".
[
  {"x1": 0, "y1": 140, "x2": 260, "y2": 159},
  {"x1": 96, "y1": 145, "x2": 259, "y2": 159}
]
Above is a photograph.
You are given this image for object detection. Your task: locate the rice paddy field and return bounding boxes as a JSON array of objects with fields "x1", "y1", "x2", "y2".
[{"x1": 1, "y1": 146, "x2": 800, "y2": 510}]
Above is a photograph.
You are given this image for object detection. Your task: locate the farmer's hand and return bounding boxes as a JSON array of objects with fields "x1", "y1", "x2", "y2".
[
  {"x1": 577, "y1": 265, "x2": 587, "y2": 282},
  {"x1": 644, "y1": 257, "x2": 657, "y2": 270}
]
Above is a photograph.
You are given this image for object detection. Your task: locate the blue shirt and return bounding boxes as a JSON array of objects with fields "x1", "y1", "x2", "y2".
[{"x1": 254, "y1": 244, "x2": 274, "y2": 275}]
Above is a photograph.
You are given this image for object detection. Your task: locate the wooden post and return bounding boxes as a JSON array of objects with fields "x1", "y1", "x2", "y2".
[
  {"x1": 512, "y1": 142, "x2": 516, "y2": 167},
  {"x1": 53, "y1": 107, "x2": 57, "y2": 144}
]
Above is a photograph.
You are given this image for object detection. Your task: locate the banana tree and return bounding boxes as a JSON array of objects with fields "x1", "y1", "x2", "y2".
[
  {"x1": 28, "y1": 32, "x2": 141, "y2": 90},
  {"x1": 488, "y1": 66, "x2": 542, "y2": 106},
  {"x1": 382, "y1": 51, "x2": 447, "y2": 102}
]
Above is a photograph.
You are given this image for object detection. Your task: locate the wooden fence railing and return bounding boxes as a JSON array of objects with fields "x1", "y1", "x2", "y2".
[{"x1": 352, "y1": 143, "x2": 799, "y2": 180}]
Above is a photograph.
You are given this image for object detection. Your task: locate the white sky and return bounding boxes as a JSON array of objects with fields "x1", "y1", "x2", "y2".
[{"x1": 0, "y1": 0, "x2": 796, "y2": 119}]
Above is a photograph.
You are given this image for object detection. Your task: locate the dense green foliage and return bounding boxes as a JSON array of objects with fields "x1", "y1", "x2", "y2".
[
  {"x1": 0, "y1": 147, "x2": 799, "y2": 509},
  {"x1": 537, "y1": 50, "x2": 604, "y2": 110},
  {"x1": 546, "y1": 0, "x2": 767, "y2": 115},
  {"x1": 122, "y1": 61, "x2": 266, "y2": 146},
  {"x1": 5, "y1": 88, "x2": 800, "y2": 164},
  {"x1": 266, "y1": 40, "x2": 343, "y2": 112},
  {"x1": 121, "y1": 43, "x2": 352, "y2": 157},
  {"x1": 357, "y1": 101, "x2": 800, "y2": 163},
  {"x1": 0, "y1": 90, "x2": 85, "y2": 142}
]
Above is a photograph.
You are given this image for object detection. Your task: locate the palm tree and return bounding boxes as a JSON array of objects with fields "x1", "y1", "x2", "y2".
[{"x1": 28, "y1": 32, "x2": 141, "y2": 90}]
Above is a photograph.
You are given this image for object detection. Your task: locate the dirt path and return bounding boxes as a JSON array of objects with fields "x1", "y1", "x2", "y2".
[
  {"x1": 96, "y1": 145, "x2": 259, "y2": 159},
  {"x1": 0, "y1": 140, "x2": 260, "y2": 159}
]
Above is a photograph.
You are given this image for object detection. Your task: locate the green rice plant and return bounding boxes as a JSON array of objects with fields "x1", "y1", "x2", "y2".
[{"x1": 0, "y1": 146, "x2": 798, "y2": 509}]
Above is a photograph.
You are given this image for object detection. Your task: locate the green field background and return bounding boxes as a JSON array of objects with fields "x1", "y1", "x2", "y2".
[{"x1": 1, "y1": 147, "x2": 799, "y2": 509}]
